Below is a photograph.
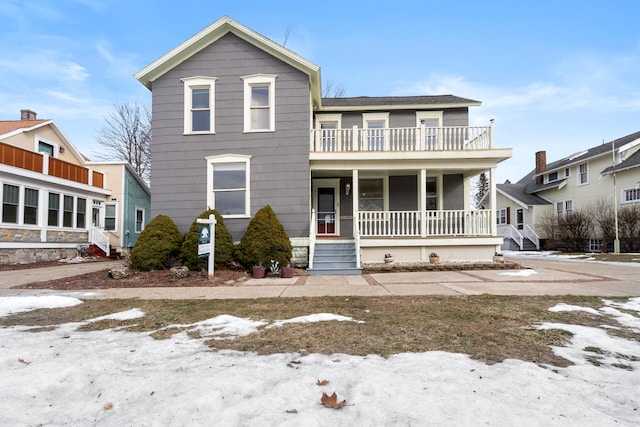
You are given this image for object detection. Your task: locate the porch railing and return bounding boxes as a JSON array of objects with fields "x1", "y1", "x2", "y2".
[
  {"x1": 498, "y1": 224, "x2": 524, "y2": 249},
  {"x1": 309, "y1": 209, "x2": 317, "y2": 269},
  {"x1": 524, "y1": 225, "x2": 540, "y2": 250},
  {"x1": 358, "y1": 210, "x2": 493, "y2": 237},
  {"x1": 311, "y1": 125, "x2": 492, "y2": 153},
  {"x1": 89, "y1": 226, "x2": 110, "y2": 256}
]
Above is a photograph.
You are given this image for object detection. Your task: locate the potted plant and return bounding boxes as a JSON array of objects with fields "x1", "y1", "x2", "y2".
[
  {"x1": 384, "y1": 253, "x2": 394, "y2": 263},
  {"x1": 252, "y1": 261, "x2": 266, "y2": 278},
  {"x1": 281, "y1": 263, "x2": 295, "y2": 278},
  {"x1": 429, "y1": 252, "x2": 440, "y2": 264},
  {"x1": 493, "y1": 252, "x2": 504, "y2": 262}
]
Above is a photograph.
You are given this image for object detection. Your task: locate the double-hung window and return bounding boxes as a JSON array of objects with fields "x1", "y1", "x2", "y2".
[
  {"x1": 135, "y1": 207, "x2": 145, "y2": 233},
  {"x1": 242, "y1": 74, "x2": 277, "y2": 132},
  {"x1": 23, "y1": 188, "x2": 38, "y2": 225},
  {"x1": 105, "y1": 203, "x2": 117, "y2": 231},
  {"x1": 555, "y1": 200, "x2": 573, "y2": 218},
  {"x1": 315, "y1": 114, "x2": 342, "y2": 152},
  {"x1": 425, "y1": 177, "x2": 437, "y2": 210},
  {"x1": 76, "y1": 198, "x2": 86, "y2": 229},
  {"x1": 207, "y1": 154, "x2": 251, "y2": 217},
  {"x1": 63, "y1": 195, "x2": 74, "y2": 227},
  {"x1": 363, "y1": 113, "x2": 389, "y2": 151},
  {"x1": 497, "y1": 208, "x2": 507, "y2": 225},
  {"x1": 578, "y1": 162, "x2": 588, "y2": 185},
  {"x1": 2, "y1": 184, "x2": 19, "y2": 223},
  {"x1": 182, "y1": 77, "x2": 216, "y2": 134},
  {"x1": 48, "y1": 193, "x2": 60, "y2": 226},
  {"x1": 416, "y1": 111, "x2": 443, "y2": 150}
]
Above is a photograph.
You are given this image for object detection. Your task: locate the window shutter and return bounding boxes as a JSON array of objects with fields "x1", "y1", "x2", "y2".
[{"x1": 506, "y1": 207, "x2": 511, "y2": 224}]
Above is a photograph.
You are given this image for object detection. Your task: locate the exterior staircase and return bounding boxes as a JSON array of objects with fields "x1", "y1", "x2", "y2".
[
  {"x1": 307, "y1": 241, "x2": 362, "y2": 275},
  {"x1": 88, "y1": 244, "x2": 123, "y2": 260}
]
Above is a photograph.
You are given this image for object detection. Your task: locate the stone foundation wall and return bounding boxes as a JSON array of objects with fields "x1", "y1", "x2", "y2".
[
  {"x1": 0, "y1": 247, "x2": 78, "y2": 265},
  {"x1": 0, "y1": 228, "x2": 41, "y2": 243},
  {"x1": 47, "y1": 230, "x2": 88, "y2": 243}
]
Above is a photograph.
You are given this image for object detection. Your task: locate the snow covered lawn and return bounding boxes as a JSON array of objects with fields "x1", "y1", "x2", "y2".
[{"x1": 1, "y1": 295, "x2": 639, "y2": 426}]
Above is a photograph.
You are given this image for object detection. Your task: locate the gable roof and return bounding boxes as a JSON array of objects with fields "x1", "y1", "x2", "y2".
[
  {"x1": 0, "y1": 118, "x2": 88, "y2": 166},
  {"x1": 501, "y1": 130, "x2": 640, "y2": 207},
  {"x1": 135, "y1": 16, "x2": 322, "y2": 106},
  {"x1": 534, "y1": 130, "x2": 640, "y2": 179},
  {"x1": 320, "y1": 95, "x2": 481, "y2": 111}
]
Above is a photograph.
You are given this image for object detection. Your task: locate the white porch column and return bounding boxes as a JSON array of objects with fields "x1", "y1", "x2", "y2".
[
  {"x1": 352, "y1": 169, "x2": 359, "y2": 232},
  {"x1": 490, "y1": 167, "x2": 497, "y2": 236},
  {"x1": 420, "y1": 169, "x2": 427, "y2": 237}
]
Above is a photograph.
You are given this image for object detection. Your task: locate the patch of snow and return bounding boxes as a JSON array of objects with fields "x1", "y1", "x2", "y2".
[
  {"x1": 549, "y1": 303, "x2": 601, "y2": 315},
  {"x1": 268, "y1": 313, "x2": 365, "y2": 328},
  {"x1": 498, "y1": 269, "x2": 538, "y2": 277},
  {"x1": 0, "y1": 295, "x2": 83, "y2": 317}
]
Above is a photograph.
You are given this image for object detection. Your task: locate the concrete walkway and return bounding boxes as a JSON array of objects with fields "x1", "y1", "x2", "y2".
[{"x1": 1, "y1": 256, "x2": 640, "y2": 299}]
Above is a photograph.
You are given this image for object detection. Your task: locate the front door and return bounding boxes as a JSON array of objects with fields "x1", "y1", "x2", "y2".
[
  {"x1": 516, "y1": 209, "x2": 524, "y2": 230},
  {"x1": 317, "y1": 187, "x2": 337, "y2": 235}
]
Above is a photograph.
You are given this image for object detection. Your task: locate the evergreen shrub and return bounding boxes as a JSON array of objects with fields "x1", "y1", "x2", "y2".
[
  {"x1": 234, "y1": 205, "x2": 292, "y2": 269},
  {"x1": 131, "y1": 214, "x2": 183, "y2": 270},
  {"x1": 180, "y1": 209, "x2": 233, "y2": 270}
]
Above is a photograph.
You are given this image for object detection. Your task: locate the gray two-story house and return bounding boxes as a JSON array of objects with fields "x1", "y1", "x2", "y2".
[{"x1": 135, "y1": 16, "x2": 511, "y2": 273}]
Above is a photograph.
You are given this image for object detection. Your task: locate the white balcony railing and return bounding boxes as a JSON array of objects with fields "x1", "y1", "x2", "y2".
[
  {"x1": 311, "y1": 125, "x2": 493, "y2": 153},
  {"x1": 358, "y1": 210, "x2": 493, "y2": 238}
]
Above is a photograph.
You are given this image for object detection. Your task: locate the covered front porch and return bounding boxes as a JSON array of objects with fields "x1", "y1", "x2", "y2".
[{"x1": 308, "y1": 167, "x2": 502, "y2": 268}]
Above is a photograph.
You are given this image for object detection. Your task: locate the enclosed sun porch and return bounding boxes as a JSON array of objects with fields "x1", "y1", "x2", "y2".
[{"x1": 308, "y1": 122, "x2": 511, "y2": 268}]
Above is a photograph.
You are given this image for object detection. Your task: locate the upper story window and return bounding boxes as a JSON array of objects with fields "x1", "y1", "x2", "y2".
[
  {"x1": 105, "y1": 203, "x2": 117, "y2": 231},
  {"x1": 416, "y1": 111, "x2": 443, "y2": 150},
  {"x1": 182, "y1": 77, "x2": 217, "y2": 134},
  {"x1": 578, "y1": 162, "x2": 589, "y2": 185},
  {"x1": 242, "y1": 74, "x2": 277, "y2": 132},
  {"x1": 315, "y1": 114, "x2": 342, "y2": 151},
  {"x1": 546, "y1": 168, "x2": 569, "y2": 184},
  {"x1": 38, "y1": 141, "x2": 54, "y2": 156},
  {"x1": 363, "y1": 113, "x2": 389, "y2": 151},
  {"x1": 206, "y1": 154, "x2": 251, "y2": 218}
]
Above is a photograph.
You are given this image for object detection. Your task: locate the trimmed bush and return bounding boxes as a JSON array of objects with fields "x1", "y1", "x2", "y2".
[
  {"x1": 234, "y1": 205, "x2": 292, "y2": 269},
  {"x1": 131, "y1": 214, "x2": 183, "y2": 270},
  {"x1": 180, "y1": 209, "x2": 233, "y2": 270}
]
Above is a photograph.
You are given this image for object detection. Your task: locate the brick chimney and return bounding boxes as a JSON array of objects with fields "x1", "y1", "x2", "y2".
[
  {"x1": 20, "y1": 109, "x2": 37, "y2": 120},
  {"x1": 535, "y1": 151, "x2": 546, "y2": 184}
]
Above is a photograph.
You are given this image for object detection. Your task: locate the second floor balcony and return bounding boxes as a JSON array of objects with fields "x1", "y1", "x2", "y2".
[{"x1": 310, "y1": 124, "x2": 493, "y2": 153}]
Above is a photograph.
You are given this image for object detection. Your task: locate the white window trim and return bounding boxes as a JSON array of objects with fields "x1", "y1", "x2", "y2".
[
  {"x1": 577, "y1": 162, "x2": 589, "y2": 186},
  {"x1": 415, "y1": 111, "x2": 443, "y2": 127},
  {"x1": 135, "y1": 206, "x2": 145, "y2": 233},
  {"x1": 555, "y1": 199, "x2": 573, "y2": 217},
  {"x1": 206, "y1": 154, "x2": 252, "y2": 218},
  {"x1": 315, "y1": 113, "x2": 342, "y2": 129},
  {"x1": 182, "y1": 76, "x2": 217, "y2": 135},
  {"x1": 497, "y1": 208, "x2": 507, "y2": 225},
  {"x1": 362, "y1": 112, "x2": 390, "y2": 128},
  {"x1": 622, "y1": 185, "x2": 640, "y2": 204},
  {"x1": 105, "y1": 202, "x2": 118, "y2": 232},
  {"x1": 242, "y1": 74, "x2": 277, "y2": 133},
  {"x1": 34, "y1": 135, "x2": 59, "y2": 157}
]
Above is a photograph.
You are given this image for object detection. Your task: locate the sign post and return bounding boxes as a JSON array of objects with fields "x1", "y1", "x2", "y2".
[{"x1": 196, "y1": 214, "x2": 216, "y2": 280}]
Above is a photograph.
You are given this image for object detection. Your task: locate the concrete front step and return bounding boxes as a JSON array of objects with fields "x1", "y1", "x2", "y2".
[{"x1": 307, "y1": 267, "x2": 362, "y2": 276}]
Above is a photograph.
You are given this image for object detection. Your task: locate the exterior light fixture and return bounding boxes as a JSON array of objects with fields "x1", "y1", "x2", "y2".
[{"x1": 345, "y1": 183, "x2": 351, "y2": 196}]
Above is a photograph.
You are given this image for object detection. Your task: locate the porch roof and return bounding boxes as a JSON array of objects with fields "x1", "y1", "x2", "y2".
[{"x1": 319, "y1": 95, "x2": 481, "y2": 111}]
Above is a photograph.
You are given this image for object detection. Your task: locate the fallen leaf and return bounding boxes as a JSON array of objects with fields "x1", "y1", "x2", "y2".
[
  {"x1": 316, "y1": 379, "x2": 330, "y2": 386},
  {"x1": 332, "y1": 358, "x2": 341, "y2": 363},
  {"x1": 18, "y1": 358, "x2": 31, "y2": 365},
  {"x1": 285, "y1": 409, "x2": 298, "y2": 414},
  {"x1": 103, "y1": 402, "x2": 113, "y2": 410},
  {"x1": 321, "y1": 392, "x2": 347, "y2": 409}
]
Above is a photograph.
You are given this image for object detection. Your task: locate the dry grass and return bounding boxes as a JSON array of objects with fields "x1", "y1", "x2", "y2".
[{"x1": 2, "y1": 295, "x2": 634, "y2": 367}]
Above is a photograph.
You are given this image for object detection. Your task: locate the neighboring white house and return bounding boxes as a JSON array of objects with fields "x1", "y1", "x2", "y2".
[
  {"x1": 497, "y1": 130, "x2": 640, "y2": 252},
  {"x1": 0, "y1": 110, "x2": 150, "y2": 264}
]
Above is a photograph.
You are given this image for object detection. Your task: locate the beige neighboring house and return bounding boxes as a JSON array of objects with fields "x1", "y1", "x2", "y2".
[
  {"x1": 0, "y1": 109, "x2": 149, "y2": 264},
  {"x1": 496, "y1": 130, "x2": 640, "y2": 252}
]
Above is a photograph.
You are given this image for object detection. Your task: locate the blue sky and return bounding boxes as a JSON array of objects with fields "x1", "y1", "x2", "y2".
[{"x1": 1, "y1": 0, "x2": 639, "y2": 183}]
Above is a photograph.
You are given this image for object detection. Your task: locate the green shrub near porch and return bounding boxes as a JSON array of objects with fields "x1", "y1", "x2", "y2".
[
  {"x1": 131, "y1": 214, "x2": 183, "y2": 270},
  {"x1": 234, "y1": 205, "x2": 292, "y2": 269},
  {"x1": 180, "y1": 209, "x2": 233, "y2": 270}
]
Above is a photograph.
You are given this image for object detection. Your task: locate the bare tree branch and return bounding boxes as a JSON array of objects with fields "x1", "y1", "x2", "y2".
[
  {"x1": 95, "y1": 102, "x2": 151, "y2": 183},
  {"x1": 323, "y1": 80, "x2": 346, "y2": 98}
]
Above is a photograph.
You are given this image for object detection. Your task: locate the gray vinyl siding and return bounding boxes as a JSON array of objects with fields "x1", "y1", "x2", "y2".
[
  {"x1": 389, "y1": 175, "x2": 418, "y2": 210},
  {"x1": 442, "y1": 174, "x2": 464, "y2": 210},
  {"x1": 150, "y1": 33, "x2": 311, "y2": 240},
  {"x1": 315, "y1": 109, "x2": 469, "y2": 129}
]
